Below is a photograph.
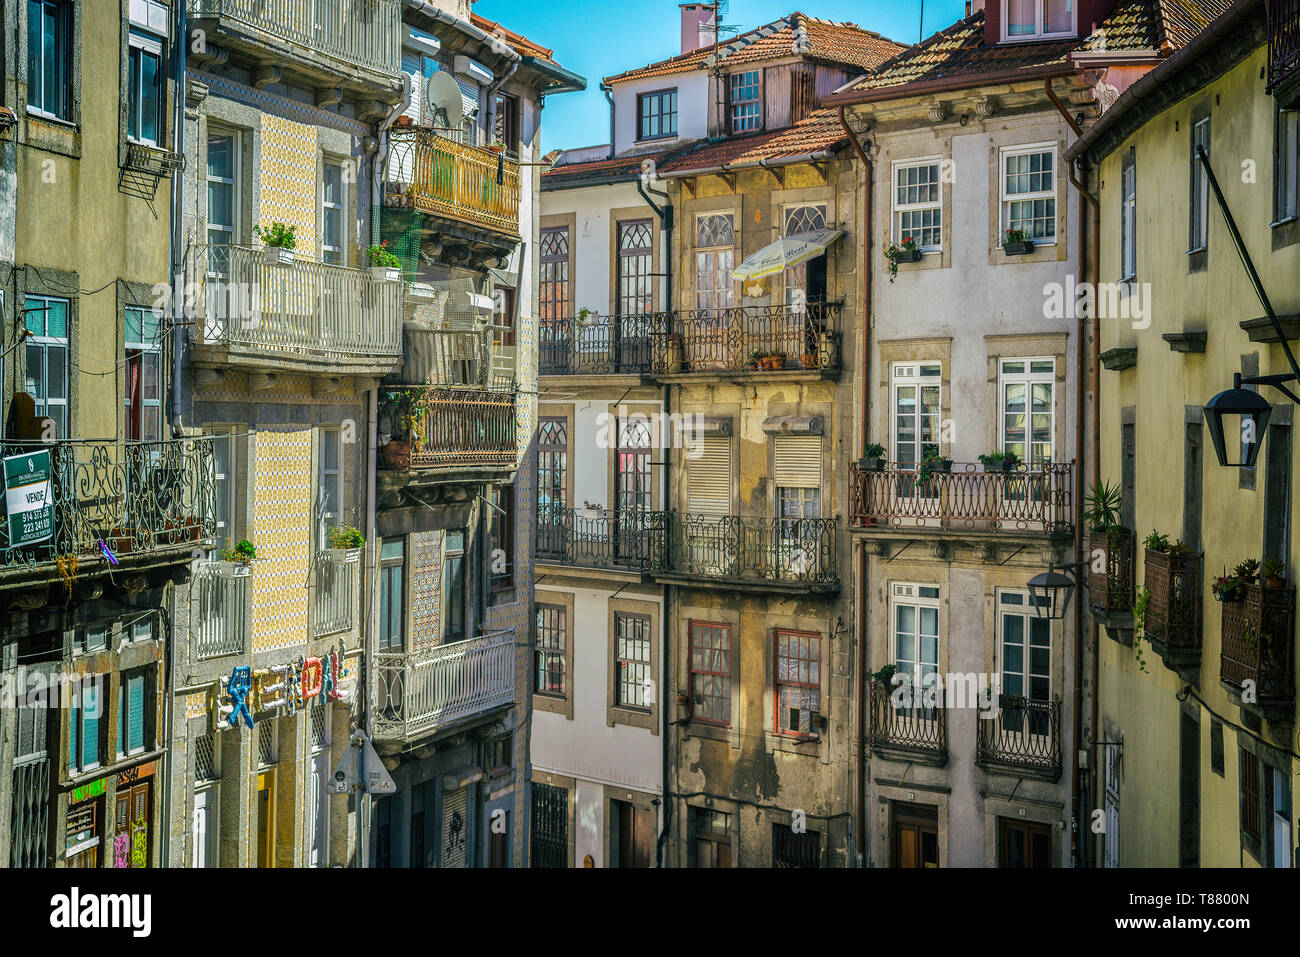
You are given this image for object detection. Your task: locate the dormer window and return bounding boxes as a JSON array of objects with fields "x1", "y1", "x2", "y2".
[
  {"x1": 730, "y1": 71, "x2": 761, "y2": 133},
  {"x1": 1003, "y1": 0, "x2": 1074, "y2": 41}
]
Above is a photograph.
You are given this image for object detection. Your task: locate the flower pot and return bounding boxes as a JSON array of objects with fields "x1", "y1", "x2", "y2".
[
  {"x1": 369, "y1": 266, "x2": 401, "y2": 282},
  {"x1": 381, "y1": 440, "x2": 411, "y2": 470},
  {"x1": 858, "y1": 457, "x2": 886, "y2": 472},
  {"x1": 982, "y1": 460, "x2": 1011, "y2": 473},
  {"x1": 892, "y1": 248, "x2": 922, "y2": 264},
  {"x1": 263, "y1": 246, "x2": 296, "y2": 267},
  {"x1": 801, "y1": 353, "x2": 817, "y2": 369},
  {"x1": 1002, "y1": 240, "x2": 1035, "y2": 256},
  {"x1": 214, "y1": 560, "x2": 251, "y2": 578},
  {"x1": 930, "y1": 458, "x2": 952, "y2": 474},
  {"x1": 330, "y1": 547, "x2": 362, "y2": 564},
  {"x1": 1265, "y1": 576, "x2": 1286, "y2": 589}
]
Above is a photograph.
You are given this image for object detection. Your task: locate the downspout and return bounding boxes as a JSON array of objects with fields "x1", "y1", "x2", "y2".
[
  {"x1": 1047, "y1": 77, "x2": 1100, "y2": 867},
  {"x1": 602, "y1": 82, "x2": 615, "y2": 159},
  {"x1": 838, "y1": 104, "x2": 872, "y2": 866},
  {"x1": 359, "y1": 385, "x2": 379, "y2": 868}
]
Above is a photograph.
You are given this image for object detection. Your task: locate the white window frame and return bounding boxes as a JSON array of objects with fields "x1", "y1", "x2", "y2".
[
  {"x1": 321, "y1": 159, "x2": 345, "y2": 265},
  {"x1": 308, "y1": 705, "x2": 332, "y2": 868},
  {"x1": 1276, "y1": 107, "x2": 1299, "y2": 226},
  {"x1": 891, "y1": 158, "x2": 943, "y2": 252},
  {"x1": 317, "y1": 427, "x2": 342, "y2": 551},
  {"x1": 126, "y1": 28, "x2": 164, "y2": 147},
  {"x1": 24, "y1": 294, "x2": 70, "y2": 438},
  {"x1": 1120, "y1": 153, "x2": 1137, "y2": 280},
  {"x1": 694, "y1": 213, "x2": 736, "y2": 312},
  {"x1": 1000, "y1": 143, "x2": 1058, "y2": 245},
  {"x1": 210, "y1": 426, "x2": 235, "y2": 557},
  {"x1": 889, "y1": 361, "x2": 942, "y2": 468},
  {"x1": 889, "y1": 582, "x2": 941, "y2": 694},
  {"x1": 1000, "y1": 0, "x2": 1076, "y2": 42},
  {"x1": 998, "y1": 357, "x2": 1055, "y2": 467},
  {"x1": 206, "y1": 129, "x2": 240, "y2": 248},
  {"x1": 26, "y1": 0, "x2": 72, "y2": 121},
  {"x1": 1189, "y1": 116, "x2": 1210, "y2": 253},
  {"x1": 996, "y1": 590, "x2": 1052, "y2": 702},
  {"x1": 125, "y1": 306, "x2": 162, "y2": 442},
  {"x1": 192, "y1": 785, "x2": 220, "y2": 868}
]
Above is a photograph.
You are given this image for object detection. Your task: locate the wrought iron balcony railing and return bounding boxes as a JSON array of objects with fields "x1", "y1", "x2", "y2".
[
  {"x1": 650, "y1": 302, "x2": 841, "y2": 376},
  {"x1": 1144, "y1": 549, "x2": 1202, "y2": 652},
  {"x1": 384, "y1": 127, "x2": 520, "y2": 236},
  {"x1": 190, "y1": 245, "x2": 403, "y2": 363},
  {"x1": 194, "y1": 564, "x2": 247, "y2": 659},
  {"x1": 1088, "y1": 529, "x2": 1135, "y2": 616},
  {"x1": 312, "y1": 554, "x2": 354, "y2": 638},
  {"x1": 849, "y1": 461, "x2": 1074, "y2": 534},
  {"x1": 373, "y1": 630, "x2": 515, "y2": 740},
  {"x1": 403, "y1": 324, "x2": 515, "y2": 391},
  {"x1": 0, "y1": 437, "x2": 214, "y2": 576},
  {"x1": 535, "y1": 505, "x2": 670, "y2": 570},
  {"x1": 538, "y1": 315, "x2": 660, "y2": 376},
  {"x1": 976, "y1": 697, "x2": 1061, "y2": 778},
  {"x1": 187, "y1": 0, "x2": 401, "y2": 78},
  {"x1": 1220, "y1": 581, "x2": 1296, "y2": 703},
  {"x1": 1268, "y1": 0, "x2": 1300, "y2": 93},
  {"x1": 868, "y1": 680, "x2": 946, "y2": 759},
  {"x1": 377, "y1": 386, "x2": 516, "y2": 472},
  {"x1": 665, "y1": 514, "x2": 838, "y2": 585}
]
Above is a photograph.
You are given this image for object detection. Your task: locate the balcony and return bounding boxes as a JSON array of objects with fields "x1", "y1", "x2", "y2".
[
  {"x1": 377, "y1": 386, "x2": 517, "y2": 481},
  {"x1": 384, "y1": 127, "x2": 521, "y2": 239},
  {"x1": 650, "y1": 303, "x2": 841, "y2": 379},
  {"x1": 1088, "y1": 529, "x2": 1135, "y2": 641},
  {"x1": 189, "y1": 245, "x2": 403, "y2": 376},
  {"x1": 372, "y1": 630, "x2": 515, "y2": 742},
  {"x1": 1143, "y1": 548, "x2": 1203, "y2": 677},
  {"x1": 976, "y1": 697, "x2": 1062, "y2": 780},
  {"x1": 539, "y1": 315, "x2": 658, "y2": 377},
  {"x1": 1268, "y1": 0, "x2": 1300, "y2": 102},
  {"x1": 1220, "y1": 581, "x2": 1295, "y2": 719},
  {"x1": 0, "y1": 437, "x2": 214, "y2": 590},
  {"x1": 312, "y1": 555, "x2": 355, "y2": 638},
  {"x1": 848, "y1": 462, "x2": 1074, "y2": 538},
  {"x1": 868, "y1": 681, "x2": 947, "y2": 765},
  {"x1": 194, "y1": 565, "x2": 247, "y2": 660},
  {"x1": 656, "y1": 514, "x2": 839, "y2": 594},
  {"x1": 535, "y1": 505, "x2": 670, "y2": 574},
  {"x1": 187, "y1": 0, "x2": 403, "y2": 94}
]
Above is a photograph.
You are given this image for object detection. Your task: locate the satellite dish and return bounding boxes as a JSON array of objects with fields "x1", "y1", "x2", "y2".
[{"x1": 425, "y1": 70, "x2": 465, "y2": 130}]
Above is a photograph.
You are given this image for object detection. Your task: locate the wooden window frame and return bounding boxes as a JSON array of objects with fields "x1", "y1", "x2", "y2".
[
  {"x1": 729, "y1": 70, "x2": 761, "y2": 133},
  {"x1": 773, "y1": 628, "x2": 822, "y2": 739},
  {"x1": 688, "y1": 619, "x2": 732, "y2": 727}
]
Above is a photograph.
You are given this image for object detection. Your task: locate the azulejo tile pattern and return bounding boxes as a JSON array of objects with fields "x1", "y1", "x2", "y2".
[
  {"x1": 259, "y1": 114, "x2": 319, "y2": 256},
  {"x1": 250, "y1": 427, "x2": 313, "y2": 653},
  {"x1": 193, "y1": 70, "x2": 369, "y2": 139},
  {"x1": 409, "y1": 529, "x2": 443, "y2": 651}
]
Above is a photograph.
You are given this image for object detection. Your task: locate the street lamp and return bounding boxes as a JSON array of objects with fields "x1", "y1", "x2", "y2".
[
  {"x1": 1202, "y1": 373, "x2": 1276, "y2": 468},
  {"x1": 1027, "y1": 566, "x2": 1082, "y2": 621}
]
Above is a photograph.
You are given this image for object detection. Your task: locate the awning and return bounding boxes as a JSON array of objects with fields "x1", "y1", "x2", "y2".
[{"x1": 732, "y1": 229, "x2": 843, "y2": 282}]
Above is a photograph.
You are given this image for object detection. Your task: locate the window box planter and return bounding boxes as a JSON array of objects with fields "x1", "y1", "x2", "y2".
[
  {"x1": 981, "y1": 458, "x2": 1015, "y2": 474},
  {"x1": 857, "y1": 457, "x2": 886, "y2": 472},
  {"x1": 329, "y1": 547, "x2": 362, "y2": 564},
  {"x1": 213, "y1": 560, "x2": 252, "y2": 579},
  {"x1": 262, "y1": 246, "x2": 296, "y2": 267},
  {"x1": 369, "y1": 266, "x2": 401, "y2": 282},
  {"x1": 892, "y1": 248, "x2": 922, "y2": 264},
  {"x1": 381, "y1": 440, "x2": 411, "y2": 470},
  {"x1": 1002, "y1": 240, "x2": 1035, "y2": 256},
  {"x1": 1144, "y1": 548, "x2": 1202, "y2": 650},
  {"x1": 1088, "y1": 529, "x2": 1135, "y2": 614}
]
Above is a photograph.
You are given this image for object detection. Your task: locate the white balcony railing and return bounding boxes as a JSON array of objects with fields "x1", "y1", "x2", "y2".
[
  {"x1": 194, "y1": 564, "x2": 247, "y2": 659},
  {"x1": 191, "y1": 245, "x2": 403, "y2": 362},
  {"x1": 373, "y1": 630, "x2": 514, "y2": 739},
  {"x1": 312, "y1": 556, "x2": 354, "y2": 637}
]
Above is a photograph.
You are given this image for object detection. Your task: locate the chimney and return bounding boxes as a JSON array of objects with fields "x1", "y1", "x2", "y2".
[{"x1": 680, "y1": 3, "x2": 716, "y2": 54}]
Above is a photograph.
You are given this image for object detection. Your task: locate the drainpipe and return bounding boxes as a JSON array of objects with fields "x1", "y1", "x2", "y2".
[
  {"x1": 602, "y1": 82, "x2": 615, "y2": 158},
  {"x1": 1047, "y1": 77, "x2": 1100, "y2": 867},
  {"x1": 838, "y1": 104, "x2": 872, "y2": 866},
  {"x1": 359, "y1": 384, "x2": 379, "y2": 868}
]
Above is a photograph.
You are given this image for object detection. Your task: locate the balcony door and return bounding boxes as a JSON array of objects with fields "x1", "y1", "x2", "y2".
[
  {"x1": 539, "y1": 227, "x2": 570, "y2": 374},
  {"x1": 614, "y1": 416, "x2": 652, "y2": 565},
  {"x1": 615, "y1": 220, "x2": 654, "y2": 371},
  {"x1": 998, "y1": 817, "x2": 1051, "y2": 867},
  {"x1": 997, "y1": 591, "x2": 1051, "y2": 738},
  {"x1": 613, "y1": 799, "x2": 655, "y2": 868},
  {"x1": 999, "y1": 358, "x2": 1055, "y2": 506},
  {"x1": 891, "y1": 362, "x2": 942, "y2": 504},
  {"x1": 891, "y1": 802, "x2": 939, "y2": 868},
  {"x1": 536, "y1": 417, "x2": 569, "y2": 559},
  {"x1": 891, "y1": 583, "x2": 940, "y2": 719}
]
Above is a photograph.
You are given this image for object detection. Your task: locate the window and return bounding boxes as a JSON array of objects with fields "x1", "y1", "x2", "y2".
[
  {"x1": 999, "y1": 358, "x2": 1055, "y2": 466},
  {"x1": 1003, "y1": 0, "x2": 1073, "y2": 40},
  {"x1": 638, "y1": 89, "x2": 678, "y2": 140},
  {"x1": 891, "y1": 362, "x2": 941, "y2": 469},
  {"x1": 125, "y1": 306, "x2": 161, "y2": 442},
  {"x1": 378, "y1": 539, "x2": 404, "y2": 651},
  {"x1": 1120, "y1": 149, "x2": 1137, "y2": 279},
  {"x1": 443, "y1": 530, "x2": 466, "y2": 643},
  {"x1": 891, "y1": 583, "x2": 940, "y2": 708},
  {"x1": 691, "y1": 808, "x2": 732, "y2": 867},
  {"x1": 616, "y1": 220, "x2": 654, "y2": 316},
  {"x1": 530, "y1": 782, "x2": 568, "y2": 868},
  {"x1": 1276, "y1": 107, "x2": 1299, "y2": 224},
  {"x1": 689, "y1": 620, "x2": 731, "y2": 725},
  {"x1": 116, "y1": 669, "x2": 149, "y2": 757},
  {"x1": 998, "y1": 591, "x2": 1051, "y2": 730},
  {"x1": 729, "y1": 70, "x2": 760, "y2": 133},
  {"x1": 535, "y1": 603, "x2": 567, "y2": 695},
  {"x1": 321, "y1": 162, "x2": 344, "y2": 265},
  {"x1": 1210, "y1": 718, "x2": 1225, "y2": 775},
  {"x1": 131, "y1": 618, "x2": 153, "y2": 643},
  {"x1": 484, "y1": 734, "x2": 513, "y2": 774},
  {"x1": 26, "y1": 0, "x2": 71, "y2": 120},
  {"x1": 1189, "y1": 116, "x2": 1210, "y2": 253},
  {"x1": 127, "y1": 28, "x2": 164, "y2": 146},
  {"x1": 998, "y1": 817, "x2": 1052, "y2": 867},
  {"x1": 1240, "y1": 748, "x2": 1260, "y2": 846},
  {"x1": 493, "y1": 287, "x2": 516, "y2": 346},
  {"x1": 192, "y1": 787, "x2": 219, "y2": 868},
  {"x1": 24, "y1": 295, "x2": 69, "y2": 438},
  {"x1": 687, "y1": 435, "x2": 731, "y2": 517},
  {"x1": 206, "y1": 131, "x2": 239, "y2": 248},
  {"x1": 308, "y1": 706, "x2": 331, "y2": 868},
  {"x1": 317, "y1": 428, "x2": 341, "y2": 550},
  {"x1": 774, "y1": 630, "x2": 821, "y2": 737},
  {"x1": 69, "y1": 678, "x2": 104, "y2": 773},
  {"x1": 489, "y1": 484, "x2": 515, "y2": 604},
  {"x1": 774, "y1": 434, "x2": 823, "y2": 517},
  {"x1": 539, "y1": 228, "x2": 570, "y2": 322},
  {"x1": 537, "y1": 416, "x2": 568, "y2": 511},
  {"x1": 211, "y1": 427, "x2": 234, "y2": 555},
  {"x1": 494, "y1": 93, "x2": 520, "y2": 152},
  {"x1": 782, "y1": 203, "x2": 828, "y2": 307},
  {"x1": 74, "y1": 624, "x2": 108, "y2": 656},
  {"x1": 1002, "y1": 146, "x2": 1056, "y2": 242},
  {"x1": 893, "y1": 160, "x2": 942, "y2": 250},
  {"x1": 694, "y1": 214, "x2": 735, "y2": 311},
  {"x1": 772, "y1": 823, "x2": 820, "y2": 868},
  {"x1": 1272, "y1": 767, "x2": 1292, "y2": 868},
  {"x1": 615, "y1": 613, "x2": 652, "y2": 709}
]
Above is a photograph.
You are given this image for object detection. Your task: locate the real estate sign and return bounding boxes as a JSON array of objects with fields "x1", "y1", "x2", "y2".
[{"x1": 3, "y1": 449, "x2": 54, "y2": 547}]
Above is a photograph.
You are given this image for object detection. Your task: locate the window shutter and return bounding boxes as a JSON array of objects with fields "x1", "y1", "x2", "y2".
[
  {"x1": 442, "y1": 786, "x2": 469, "y2": 868},
  {"x1": 688, "y1": 435, "x2": 731, "y2": 516},
  {"x1": 773, "y1": 435, "x2": 822, "y2": 488},
  {"x1": 128, "y1": 675, "x2": 145, "y2": 753},
  {"x1": 83, "y1": 685, "x2": 99, "y2": 767}
]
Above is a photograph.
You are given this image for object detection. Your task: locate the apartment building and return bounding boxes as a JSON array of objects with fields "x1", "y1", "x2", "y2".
[
  {"x1": 1069, "y1": 0, "x2": 1298, "y2": 867},
  {"x1": 1, "y1": 0, "x2": 213, "y2": 868},
  {"x1": 535, "y1": 9, "x2": 903, "y2": 868},
  {"x1": 827, "y1": 0, "x2": 1204, "y2": 866}
]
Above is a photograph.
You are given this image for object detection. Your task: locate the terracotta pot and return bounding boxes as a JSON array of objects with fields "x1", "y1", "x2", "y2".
[
  {"x1": 382, "y1": 440, "x2": 411, "y2": 470},
  {"x1": 1265, "y1": 576, "x2": 1286, "y2": 589}
]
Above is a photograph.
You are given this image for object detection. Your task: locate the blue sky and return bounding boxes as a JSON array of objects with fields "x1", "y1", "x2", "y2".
[{"x1": 475, "y1": 0, "x2": 969, "y2": 152}]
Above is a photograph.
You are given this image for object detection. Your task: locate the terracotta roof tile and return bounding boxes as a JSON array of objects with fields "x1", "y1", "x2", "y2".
[
  {"x1": 542, "y1": 150, "x2": 675, "y2": 186},
  {"x1": 470, "y1": 12, "x2": 555, "y2": 62},
  {"x1": 656, "y1": 108, "x2": 847, "y2": 173}
]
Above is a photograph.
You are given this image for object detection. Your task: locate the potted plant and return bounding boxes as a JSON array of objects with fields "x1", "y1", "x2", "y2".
[
  {"x1": 1142, "y1": 530, "x2": 1170, "y2": 553},
  {"x1": 768, "y1": 351, "x2": 789, "y2": 370},
  {"x1": 1212, "y1": 574, "x2": 1245, "y2": 603},
  {"x1": 916, "y1": 448, "x2": 952, "y2": 485},
  {"x1": 1233, "y1": 558, "x2": 1261, "y2": 583},
  {"x1": 884, "y1": 235, "x2": 921, "y2": 282},
  {"x1": 978, "y1": 450, "x2": 1020, "y2": 473},
  {"x1": 858, "y1": 442, "x2": 886, "y2": 472},
  {"x1": 219, "y1": 539, "x2": 256, "y2": 577},
  {"x1": 366, "y1": 240, "x2": 402, "y2": 281},
  {"x1": 801, "y1": 349, "x2": 817, "y2": 370},
  {"x1": 748, "y1": 350, "x2": 767, "y2": 370},
  {"x1": 327, "y1": 526, "x2": 365, "y2": 563},
  {"x1": 254, "y1": 222, "x2": 297, "y2": 265},
  {"x1": 1263, "y1": 559, "x2": 1286, "y2": 588},
  {"x1": 1084, "y1": 480, "x2": 1134, "y2": 612},
  {"x1": 871, "y1": 663, "x2": 899, "y2": 687},
  {"x1": 1002, "y1": 227, "x2": 1035, "y2": 255}
]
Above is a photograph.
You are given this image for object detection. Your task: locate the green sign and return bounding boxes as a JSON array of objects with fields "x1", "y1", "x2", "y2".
[
  {"x1": 3, "y1": 449, "x2": 53, "y2": 547},
  {"x1": 71, "y1": 776, "x2": 107, "y2": 803}
]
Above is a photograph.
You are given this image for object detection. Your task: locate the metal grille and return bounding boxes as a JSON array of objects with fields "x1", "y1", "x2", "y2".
[
  {"x1": 772, "y1": 823, "x2": 820, "y2": 868},
  {"x1": 442, "y1": 786, "x2": 469, "y2": 868},
  {"x1": 195, "y1": 733, "x2": 219, "y2": 782},
  {"x1": 311, "y1": 704, "x2": 330, "y2": 751},
  {"x1": 10, "y1": 759, "x2": 50, "y2": 868},
  {"x1": 257, "y1": 719, "x2": 277, "y2": 767},
  {"x1": 195, "y1": 565, "x2": 247, "y2": 659},
  {"x1": 530, "y1": 782, "x2": 568, "y2": 868},
  {"x1": 313, "y1": 555, "x2": 354, "y2": 637}
]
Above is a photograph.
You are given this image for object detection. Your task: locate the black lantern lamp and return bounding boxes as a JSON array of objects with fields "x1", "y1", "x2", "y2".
[
  {"x1": 1028, "y1": 566, "x2": 1082, "y2": 621},
  {"x1": 1203, "y1": 373, "x2": 1276, "y2": 468}
]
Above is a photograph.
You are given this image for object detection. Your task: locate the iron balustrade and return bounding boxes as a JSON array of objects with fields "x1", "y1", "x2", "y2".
[
  {"x1": 868, "y1": 680, "x2": 946, "y2": 758},
  {"x1": 849, "y1": 461, "x2": 1074, "y2": 533},
  {"x1": 1268, "y1": 0, "x2": 1300, "y2": 92},
  {"x1": 372, "y1": 630, "x2": 515, "y2": 739},
  {"x1": 650, "y1": 302, "x2": 841, "y2": 375},
  {"x1": 538, "y1": 314, "x2": 660, "y2": 375},
  {"x1": 1088, "y1": 529, "x2": 1135, "y2": 615},
  {"x1": 0, "y1": 437, "x2": 214, "y2": 572},
  {"x1": 190, "y1": 245, "x2": 403, "y2": 361},
  {"x1": 1144, "y1": 549, "x2": 1203, "y2": 650},
  {"x1": 1220, "y1": 581, "x2": 1296, "y2": 701},
  {"x1": 312, "y1": 555, "x2": 354, "y2": 637},
  {"x1": 668, "y1": 514, "x2": 837, "y2": 584},
  {"x1": 976, "y1": 697, "x2": 1061, "y2": 776},
  {"x1": 404, "y1": 325, "x2": 513, "y2": 391},
  {"x1": 384, "y1": 127, "x2": 520, "y2": 235},
  {"x1": 187, "y1": 0, "x2": 402, "y2": 77},
  {"x1": 535, "y1": 504, "x2": 670, "y2": 570},
  {"x1": 194, "y1": 565, "x2": 247, "y2": 659},
  {"x1": 379, "y1": 386, "x2": 517, "y2": 471}
]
